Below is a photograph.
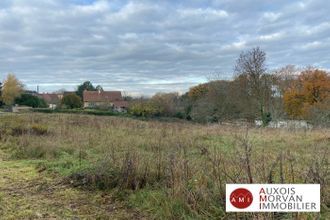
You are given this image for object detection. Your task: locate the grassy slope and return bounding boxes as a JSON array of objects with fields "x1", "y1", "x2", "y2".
[{"x1": 0, "y1": 149, "x2": 144, "y2": 219}]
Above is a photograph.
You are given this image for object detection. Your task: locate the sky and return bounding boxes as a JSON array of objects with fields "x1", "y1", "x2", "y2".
[{"x1": 0, "y1": 0, "x2": 329, "y2": 96}]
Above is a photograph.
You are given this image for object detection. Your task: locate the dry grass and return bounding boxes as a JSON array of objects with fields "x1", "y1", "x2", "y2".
[
  {"x1": 0, "y1": 156, "x2": 145, "y2": 219},
  {"x1": 0, "y1": 113, "x2": 329, "y2": 219}
]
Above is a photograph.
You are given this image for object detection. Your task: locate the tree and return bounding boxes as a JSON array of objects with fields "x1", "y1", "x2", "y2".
[
  {"x1": 188, "y1": 80, "x2": 240, "y2": 123},
  {"x1": 207, "y1": 80, "x2": 241, "y2": 121},
  {"x1": 283, "y1": 69, "x2": 330, "y2": 119},
  {"x1": 129, "y1": 100, "x2": 162, "y2": 117},
  {"x1": 1, "y1": 74, "x2": 24, "y2": 106},
  {"x1": 122, "y1": 91, "x2": 133, "y2": 101},
  {"x1": 151, "y1": 92, "x2": 180, "y2": 116},
  {"x1": 15, "y1": 94, "x2": 47, "y2": 108},
  {"x1": 308, "y1": 96, "x2": 330, "y2": 127},
  {"x1": 234, "y1": 47, "x2": 273, "y2": 125},
  {"x1": 270, "y1": 65, "x2": 298, "y2": 120},
  {"x1": 61, "y1": 94, "x2": 82, "y2": 109},
  {"x1": 188, "y1": 83, "x2": 209, "y2": 101},
  {"x1": 0, "y1": 82, "x2": 3, "y2": 107},
  {"x1": 95, "y1": 85, "x2": 103, "y2": 92},
  {"x1": 76, "y1": 81, "x2": 96, "y2": 98},
  {"x1": 274, "y1": 65, "x2": 298, "y2": 94}
]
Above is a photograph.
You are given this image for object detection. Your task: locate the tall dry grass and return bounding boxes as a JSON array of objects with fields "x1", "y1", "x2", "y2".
[{"x1": 0, "y1": 113, "x2": 329, "y2": 219}]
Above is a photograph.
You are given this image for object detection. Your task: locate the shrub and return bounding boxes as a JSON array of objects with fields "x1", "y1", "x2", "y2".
[
  {"x1": 32, "y1": 108, "x2": 54, "y2": 113},
  {"x1": 31, "y1": 124, "x2": 48, "y2": 135},
  {"x1": 11, "y1": 124, "x2": 29, "y2": 136},
  {"x1": 174, "y1": 112, "x2": 184, "y2": 119},
  {"x1": 129, "y1": 102, "x2": 163, "y2": 117},
  {"x1": 15, "y1": 93, "x2": 47, "y2": 108},
  {"x1": 306, "y1": 97, "x2": 330, "y2": 127},
  {"x1": 61, "y1": 94, "x2": 82, "y2": 109},
  {"x1": 261, "y1": 112, "x2": 272, "y2": 127}
]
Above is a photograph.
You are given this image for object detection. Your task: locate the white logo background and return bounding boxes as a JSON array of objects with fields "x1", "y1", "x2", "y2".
[{"x1": 226, "y1": 184, "x2": 320, "y2": 212}]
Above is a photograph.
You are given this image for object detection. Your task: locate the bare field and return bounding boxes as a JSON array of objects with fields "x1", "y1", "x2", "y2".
[{"x1": 0, "y1": 113, "x2": 329, "y2": 219}]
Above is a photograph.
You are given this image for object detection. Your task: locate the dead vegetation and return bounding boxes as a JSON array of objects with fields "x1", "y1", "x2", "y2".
[
  {"x1": 0, "y1": 155, "x2": 145, "y2": 219},
  {"x1": 0, "y1": 113, "x2": 329, "y2": 219}
]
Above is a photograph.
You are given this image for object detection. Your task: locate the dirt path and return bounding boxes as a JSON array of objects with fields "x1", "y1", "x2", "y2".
[{"x1": 0, "y1": 151, "x2": 143, "y2": 219}]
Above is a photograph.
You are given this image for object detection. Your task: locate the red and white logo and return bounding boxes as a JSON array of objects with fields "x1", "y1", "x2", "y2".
[{"x1": 230, "y1": 188, "x2": 253, "y2": 209}]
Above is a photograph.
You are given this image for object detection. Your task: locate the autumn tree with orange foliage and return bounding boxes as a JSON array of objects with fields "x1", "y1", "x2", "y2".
[
  {"x1": 283, "y1": 69, "x2": 330, "y2": 120},
  {"x1": 188, "y1": 83, "x2": 209, "y2": 101}
]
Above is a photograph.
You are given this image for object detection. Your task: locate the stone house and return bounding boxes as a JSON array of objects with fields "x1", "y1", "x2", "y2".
[
  {"x1": 83, "y1": 90, "x2": 128, "y2": 112},
  {"x1": 37, "y1": 93, "x2": 61, "y2": 109}
]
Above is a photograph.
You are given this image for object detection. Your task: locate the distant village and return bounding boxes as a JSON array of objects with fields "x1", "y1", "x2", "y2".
[
  {"x1": 0, "y1": 75, "x2": 129, "y2": 113},
  {"x1": 19, "y1": 88, "x2": 128, "y2": 113},
  {"x1": 40, "y1": 90, "x2": 127, "y2": 111}
]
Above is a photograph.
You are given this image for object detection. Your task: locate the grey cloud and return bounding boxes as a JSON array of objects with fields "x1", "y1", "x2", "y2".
[{"x1": 0, "y1": 0, "x2": 329, "y2": 95}]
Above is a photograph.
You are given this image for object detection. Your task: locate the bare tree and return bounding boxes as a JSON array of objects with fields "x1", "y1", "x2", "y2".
[
  {"x1": 234, "y1": 47, "x2": 272, "y2": 124},
  {"x1": 273, "y1": 65, "x2": 298, "y2": 95},
  {"x1": 270, "y1": 65, "x2": 298, "y2": 120}
]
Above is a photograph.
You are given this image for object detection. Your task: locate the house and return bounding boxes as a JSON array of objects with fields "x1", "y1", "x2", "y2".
[
  {"x1": 62, "y1": 91, "x2": 76, "y2": 97},
  {"x1": 112, "y1": 100, "x2": 129, "y2": 113},
  {"x1": 37, "y1": 93, "x2": 61, "y2": 109},
  {"x1": 83, "y1": 90, "x2": 128, "y2": 112}
]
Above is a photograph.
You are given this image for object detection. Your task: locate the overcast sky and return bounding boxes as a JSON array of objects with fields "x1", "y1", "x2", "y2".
[{"x1": 0, "y1": 0, "x2": 329, "y2": 95}]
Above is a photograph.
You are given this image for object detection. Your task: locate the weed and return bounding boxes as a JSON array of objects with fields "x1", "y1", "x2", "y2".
[{"x1": 0, "y1": 113, "x2": 329, "y2": 219}]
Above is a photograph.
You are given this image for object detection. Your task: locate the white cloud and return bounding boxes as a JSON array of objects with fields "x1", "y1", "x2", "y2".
[
  {"x1": 301, "y1": 41, "x2": 322, "y2": 50},
  {"x1": 74, "y1": 0, "x2": 110, "y2": 14},
  {"x1": 179, "y1": 8, "x2": 228, "y2": 19},
  {"x1": 262, "y1": 12, "x2": 281, "y2": 22},
  {"x1": 222, "y1": 40, "x2": 247, "y2": 51},
  {"x1": 303, "y1": 22, "x2": 330, "y2": 35},
  {"x1": 259, "y1": 32, "x2": 284, "y2": 41},
  {"x1": 118, "y1": 33, "x2": 139, "y2": 40}
]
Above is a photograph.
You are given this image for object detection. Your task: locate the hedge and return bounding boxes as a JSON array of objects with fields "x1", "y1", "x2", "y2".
[{"x1": 32, "y1": 108, "x2": 122, "y2": 116}]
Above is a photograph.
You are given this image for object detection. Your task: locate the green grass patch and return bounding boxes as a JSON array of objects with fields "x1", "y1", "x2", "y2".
[{"x1": 36, "y1": 152, "x2": 91, "y2": 177}]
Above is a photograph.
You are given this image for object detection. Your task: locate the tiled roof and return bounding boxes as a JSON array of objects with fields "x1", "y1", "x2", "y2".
[
  {"x1": 83, "y1": 91, "x2": 123, "y2": 102},
  {"x1": 113, "y1": 100, "x2": 129, "y2": 108},
  {"x1": 38, "y1": 93, "x2": 60, "y2": 104}
]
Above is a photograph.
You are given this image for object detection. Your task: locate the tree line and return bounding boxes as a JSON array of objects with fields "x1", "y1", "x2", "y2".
[{"x1": 130, "y1": 48, "x2": 330, "y2": 126}]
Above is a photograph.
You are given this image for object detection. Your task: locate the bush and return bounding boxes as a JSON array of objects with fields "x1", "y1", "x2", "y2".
[
  {"x1": 307, "y1": 98, "x2": 330, "y2": 127},
  {"x1": 174, "y1": 112, "x2": 184, "y2": 119},
  {"x1": 15, "y1": 93, "x2": 47, "y2": 108},
  {"x1": 262, "y1": 112, "x2": 272, "y2": 127},
  {"x1": 68, "y1": 155, "x2": 163, "y2": 191},
  {"x1": 61, "y1": 94, "x2": 82, "y2": 109},
  {"x1": 32, "y1": 108, "x2": 119, "y2": 117},
  {"x1": 32, "y1": 108, "x2": 54, "y2": 113},
  {"x1": 31, "y1": 124, "x2": 48, "y2": 135},
  {"x1": 129, "y1": 102, "x2": 163, "y2": 117},
  {"x1": 10, "y1": 124, "x2": 29, "y2": 136}
]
